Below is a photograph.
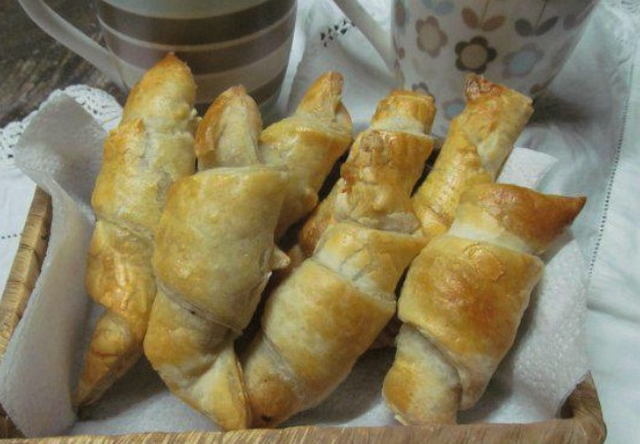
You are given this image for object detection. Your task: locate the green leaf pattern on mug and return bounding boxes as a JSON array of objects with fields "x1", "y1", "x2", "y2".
[
  {"x1": 397, "y1": 0, "x2": 598, "y2": 125},
  {"x1": 502, "y1": 43, "x2": 544, "y2": 78},
  {"x1": 461, "y1": 1, "x2": 506, "y2": 31},
  {"x1": 514, "y1": 0, "x2": 559, "y2": 37},
  {"x1": 482, "y1": 15, "x2": 506, "y2": 32},
  {"x1": 394, "y1": 0, "x2": 407, "y2": 32},
  {"x1": 462, "y1": 8, "x2": 480, "y2": 29}
]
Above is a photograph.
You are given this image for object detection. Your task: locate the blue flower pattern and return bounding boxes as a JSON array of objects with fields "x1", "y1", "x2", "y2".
[
  {"x1": 503, "y1": 43, "x2": 544, "y2": 78},
  {"x1": 420, "y1": 0, "x2": 455, "y2": 16},
  {"x1": 391, "y1": 0, "x2": 597, "y2": 129},
  {"x1": 443, "y1": 99, "x2": 465, "y2": 120}
]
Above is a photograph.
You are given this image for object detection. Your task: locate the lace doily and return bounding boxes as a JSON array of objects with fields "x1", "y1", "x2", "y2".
[{"x1": 0, "y1": 85, "x2": 122, "y2": 169}]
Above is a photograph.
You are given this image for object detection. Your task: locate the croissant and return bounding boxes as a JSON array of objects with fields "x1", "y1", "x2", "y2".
[
  {"x1": 412, "y1": 75, "x2": 533, "y2": 242},
  {"x1": 383, "y1": 184, "x2": 586, "y2": 424},
  {"x1": 144, "y1": 73, "x2": 352, "y2": 431},
  {"x1": 260, "y1": 72, "x2": 352, "y2": 237},
  {"x1": 77, "y1": 54, "x2": 197, "y2": 405},
  {"x1": 291, "y1": 90, "x2": 436, "y2": 267},
  {"x1": 142, "y1": 87, "x2": 287, "y2": 430},
  {"x1": 242, "y1": 91, "x2": 435, "y2": 428}
]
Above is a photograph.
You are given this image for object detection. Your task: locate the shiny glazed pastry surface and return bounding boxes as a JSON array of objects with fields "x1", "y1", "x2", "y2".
[
  {"x1": 242, "y1": 90, "x2": 436, "y2": 428},
  {"x1": 77, "y1": 54, "x2": 198, "y2": 406}
]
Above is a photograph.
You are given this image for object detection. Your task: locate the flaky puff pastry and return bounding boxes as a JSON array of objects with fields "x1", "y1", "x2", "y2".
[
  {"x1": 260, "y1": 72, "x2": 352, "y2": 238},
  {"x1": 412, "y1": 75, "x2": 533, "y2": 242},
  {"x1": 288, "y1": 90, "x2": 435, "y2": 270},
  {"x1": 383, "y1": 184, "x2": 586, "y2": 425},
  {"x1": 242, "y1": 99, "x2": 435, "y2": 428},
  {"x1": 77, "y1": 54, "x2": 197, "y2": 406},
  {"x1": 143, "y1": 87, "x2": 289, "y2": 431}
]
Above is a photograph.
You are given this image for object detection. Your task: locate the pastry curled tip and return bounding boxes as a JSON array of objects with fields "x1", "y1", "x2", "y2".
[
  {"x1": 464, "y1": 74, "x2": 532, "y2": 104},
  {"x1": 387, "y1": 89, "x2": 434, "y2": 101},
  {"x1": 461, "y1": 183, "x2": 586, "y2": 254},
  {"x1": 295, "y1": 71, "x2": 346, "y2": 117},
  {"x1": 157, "y1": 52, "x2": 186, "y2": 68},
  {"x1": 340, "y1": 131, "x2": 384, "y2": 192},
  {"x1": 153, "y1": 53, "x2": 195, "y2": 84},
  {"x1": 372, "y1": 90, "x2": 436, "y2": 132},
  {"x1": 122, "y1": 53, "x2": 197, "y2": 124},
  {"x1": 195, "y1": 85, "x2": 262, "y2": 169}
]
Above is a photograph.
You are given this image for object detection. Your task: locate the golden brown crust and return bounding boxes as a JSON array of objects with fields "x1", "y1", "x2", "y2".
[
  {"x1": 260, "y1": 72, "x2": 353, "y2": 238},
  {"x1": 294, "y1": 89, "x2": 436, "y2": 264},
  {"x1": 384, "y1": 183, "x2": 586, "y2": 424},
  {"x1": 195, "y1": 86, "x2": 262, "y2": 169},
  {"x1": 265, "y1": 258, "x2": 396, "y2": 393},
  {"x1": 243, "y1": 101, "x2": 432, "y2": 427},
  {"x1": 121, "y1": 53, "x2": 197, "y2": 127},
  {"x1": 144, "y1": 291, "x2": 251, "y2": 431},
  {"x1": 460, "y1": 184, "x2": 587, "y2": 254},
  {"x1": 458, "y1": 75, "x2": 532, "y2": 174},
  {"x1": 399, "y1": 235, "x2": 544, "y2": 408},
  {"x1": 279, "y1": 90, "x2": 436, "y2": 351},
  {"x1": 77, "y1": 54, "x2": 197, "y2": 406},
  {"x1": 246, "y1": 225, "x2": 424, "y2": 428},
  {"x1": 295, "y1": 72, "x2": 349, "y2": 122},
  {"x1": 143, "y1": 86, "x2": 288, "y2": 430},
  {"x1": 383, "y1": 325, "x2": 460, "y2": 425},
  {"x1": 242, "y1": 334, "x2": 303, "y2": 427},
  {"x1": 337, "y1": 130, "x2": 427, "y2": 233},
  {"x1": 411, "y1": 124, "x2": 493, "y2": 241},
  {"x1": 385, "y1": 80, "x2": 537, "y2": 418},
  {"x1": 371, "y1": 90, "x2": 436, "y2": 134},
  {"x1": 152, "y1": 168, "x2": 287, "y2": 328},
  {"x1": 297, "y1": 188, "x2": 339, "y2": 258},
  {"x1": 412, "y1": 75, "x2": 533, "y2": 242}
]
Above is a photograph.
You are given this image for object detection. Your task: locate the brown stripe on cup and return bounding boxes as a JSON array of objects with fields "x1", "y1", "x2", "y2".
[
  {"x1": 97, "y1": 0, "x2": 295, "y2": 45},
  {"x1": 100, "y1": 9, "x2": 295, "y2": 74},
  {"x1": 193, "y1": 68, "x2": 287, "y2": 113},
  {"x1": 250, "y1": 68, "x2": 287, "y2": 104}
]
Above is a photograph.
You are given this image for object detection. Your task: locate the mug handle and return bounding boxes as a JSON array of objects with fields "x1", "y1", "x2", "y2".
[
  {"x1": 333, "y1": 0, "x2": 395, "y2": 70},
  {"x1": 18, "y1": 0, "x2": 124, "y2": 88}
]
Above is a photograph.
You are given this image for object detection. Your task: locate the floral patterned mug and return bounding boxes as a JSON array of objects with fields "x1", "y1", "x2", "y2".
[{"x1": 334, "y1": 0, "x2": 600, "y2": 135}]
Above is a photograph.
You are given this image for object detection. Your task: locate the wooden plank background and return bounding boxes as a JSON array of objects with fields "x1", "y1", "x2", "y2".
[{"x1": 0, "y1": 0, "x2": 125, "y2": 126}]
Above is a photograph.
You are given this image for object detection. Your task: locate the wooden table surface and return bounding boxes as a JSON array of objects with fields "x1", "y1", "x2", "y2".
[{"x1": 0, "y1": 0, "x2": 125, "y2": 127}]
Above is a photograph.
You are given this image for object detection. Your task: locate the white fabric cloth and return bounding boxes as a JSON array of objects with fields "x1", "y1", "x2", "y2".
[{"x1": 0, "y1": 0, "x2": 638, "y2": 442}]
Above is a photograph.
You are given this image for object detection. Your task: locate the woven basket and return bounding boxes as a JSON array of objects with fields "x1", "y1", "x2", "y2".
[{"x1": 0, "y1": 188, "x2": 607, "y2": 443}]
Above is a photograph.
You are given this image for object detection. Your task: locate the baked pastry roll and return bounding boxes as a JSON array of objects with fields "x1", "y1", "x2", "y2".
[
  {"x1": 77, "y1": 54, "x2": 197, "y2": 405},
  {"x1": 290, "y1": 90, "x2": 435, "y2": 269},
  {"x1": 144, "y1": 72, "x2": 352, "y2": 431},
  {"x1": 143, "y1": 86, "x2": 288, "y2": 430},
  {"x1": 412, "y1": 75, "x2": 533, "y2": 242},
  {"x1": 383, "y1": 184, "x2": 586, "y2": 424},
  {"x1": 242, "y1": 92, "x2": 435, "y2": 428},
  {"x1": 260, "y1": 72, "x2": 352, "y2": 237}
]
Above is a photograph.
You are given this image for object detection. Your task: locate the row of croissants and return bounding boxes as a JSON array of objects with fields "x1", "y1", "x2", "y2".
[{"x1": 75, "y1": 53, "x2": 586, "y2": 430}]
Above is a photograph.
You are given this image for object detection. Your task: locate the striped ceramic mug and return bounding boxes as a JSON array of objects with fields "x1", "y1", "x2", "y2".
[{"x1": 19, "y1": 0, "x2": 296, "y2": 109}]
